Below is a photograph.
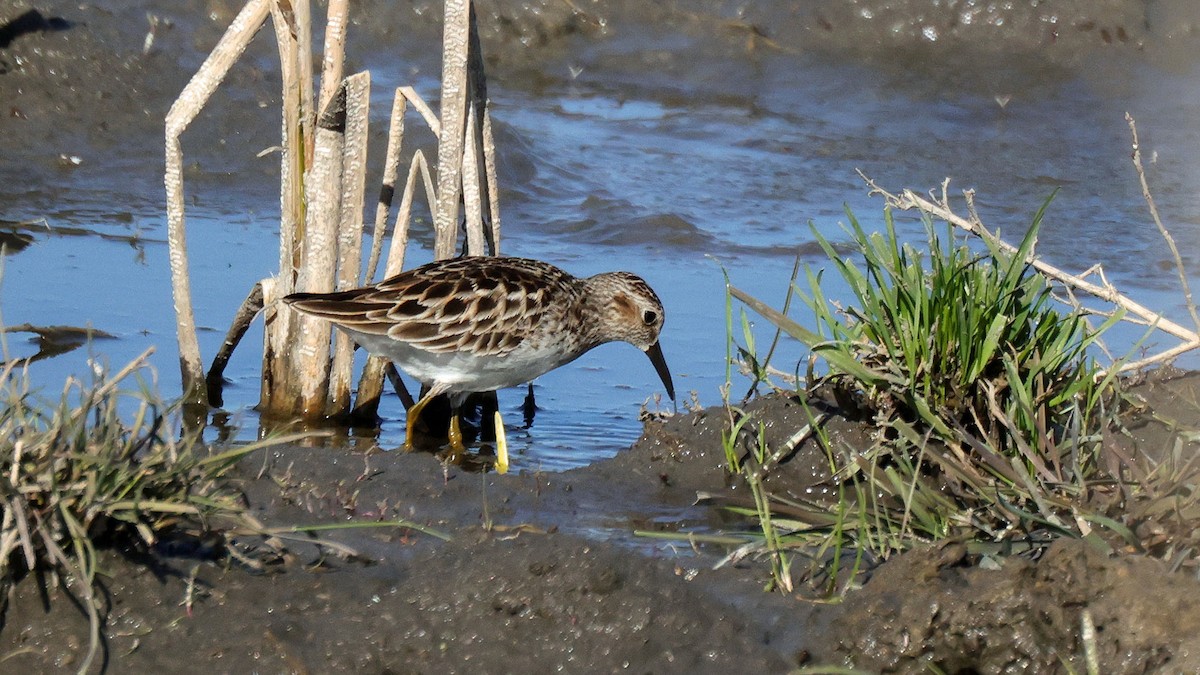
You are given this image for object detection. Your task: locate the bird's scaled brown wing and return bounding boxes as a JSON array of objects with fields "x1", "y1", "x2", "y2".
[{"x1": 286, "y1": 258, "x2": 572, "y2": 356}]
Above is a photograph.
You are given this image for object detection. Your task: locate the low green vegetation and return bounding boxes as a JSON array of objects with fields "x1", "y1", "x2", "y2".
[{"x1": 725, "y1": 203, "x2": 1200, "y2": 594}]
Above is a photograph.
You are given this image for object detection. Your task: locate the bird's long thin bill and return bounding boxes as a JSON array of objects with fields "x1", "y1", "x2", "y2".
[{"x1": 644, "y1": 341, "x2": 676, "y2": 401}]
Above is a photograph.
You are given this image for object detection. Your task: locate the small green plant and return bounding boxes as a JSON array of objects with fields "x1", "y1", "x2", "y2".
[
  {"x1": 799, "y1": 202, "x2": 1123, "y2": 460},
  {"x1": 723, "y1": 201, "x2": 1146, "y2": 588},
  {"x1": 720, "y1": 405, "x2": 794, "y2": 592}
]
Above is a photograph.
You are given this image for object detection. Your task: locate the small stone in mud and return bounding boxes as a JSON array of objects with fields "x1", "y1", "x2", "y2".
[
  {"x1": 587, "y1": 567, "x2": 623, "y2": 595},
  {"x1": 491, "y1": 593, "x2": 530, "y2": 617}
]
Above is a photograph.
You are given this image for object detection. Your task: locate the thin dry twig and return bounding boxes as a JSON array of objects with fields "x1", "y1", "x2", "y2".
[{"x1": 1126, "y1": 113, "x2": 1200, "y2": 333}]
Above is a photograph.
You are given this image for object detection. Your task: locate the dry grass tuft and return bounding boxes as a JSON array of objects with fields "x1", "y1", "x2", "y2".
[{"x1": 0, "y1": 348, "x2": 281, "y2": 671}]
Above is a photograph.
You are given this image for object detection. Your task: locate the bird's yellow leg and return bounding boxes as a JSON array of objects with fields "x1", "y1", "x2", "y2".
[
  {"x1": 402, "y1": 393, "x2": 437, "y2": 452},
  {"x1": 444, "y1": 413, "x2": 467, "y2": 464},
  {"x1": 493, "y1": 410, "x2": 509, "y2": 474}
]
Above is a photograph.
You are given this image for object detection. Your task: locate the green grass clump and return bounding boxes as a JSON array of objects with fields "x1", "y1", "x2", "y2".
[
  {"x1": 724, "y1": 202, "x2": 1151, "y2": 592},
  {"x1": 0, "y1": 350, "x2": 269, "y2": 672},
  {"x1": 802, "y1": 202, "x2": 1123, "y2": 459}
]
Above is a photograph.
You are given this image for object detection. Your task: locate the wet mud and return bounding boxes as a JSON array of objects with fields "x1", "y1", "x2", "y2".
[
  {"x1": 5, "y1": 0, "x2": 1200, "y2": 672},
  {"x1": 3, "y1": 372, "x2": 1200, "y2": 672}
]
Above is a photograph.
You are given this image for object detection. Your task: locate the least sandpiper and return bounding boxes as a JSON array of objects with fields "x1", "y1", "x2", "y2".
[{"x1": 282, "y1": 256, "x2": 674, "y2": 459}]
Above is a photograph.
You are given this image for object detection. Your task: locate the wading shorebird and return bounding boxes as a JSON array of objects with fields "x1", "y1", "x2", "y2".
[{"x1": 283, "y1": 256, "x2": 674, "y2": 463}]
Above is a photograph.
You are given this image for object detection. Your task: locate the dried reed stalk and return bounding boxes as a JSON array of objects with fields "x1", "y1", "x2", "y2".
[
  {"x1": 432, "y1": 0, "x2": 472, "y2": 259},
  {"x1": 329, "y1": 72, "x2": 372, "y2": 413},
  {"x1": 364, "y1": 89, "x2": 408, "y2": 282},
  {"x1": 260, "y1": 0, "x2": 308, "y2": 413},
  {"x1": 168, "y1": 0, "x2": 501, "y2": 422},
  {"x1": 165, "y1": 0, "x2": 272, "y2": 406},
  {"x1": 288, "y1": 87, "x2": 346, "y2": 416}
]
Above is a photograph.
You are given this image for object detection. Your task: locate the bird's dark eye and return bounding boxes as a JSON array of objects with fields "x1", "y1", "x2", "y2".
[{"x1": 642, "y1": 310, "x2": 658, "y2": 325}]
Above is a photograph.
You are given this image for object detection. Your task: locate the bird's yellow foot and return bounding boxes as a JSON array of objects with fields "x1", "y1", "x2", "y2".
[
  {"x1": 442, "y1": 414, "x2": 467, "y2": 465},
  {"x1": 401, "y1": 394, "x2": 469, "y2": 464},
  {"x1": 401, "y1": 394, "x2": 435, "y2": 453}
]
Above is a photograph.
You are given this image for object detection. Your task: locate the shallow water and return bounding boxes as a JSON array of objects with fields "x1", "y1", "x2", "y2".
[{"x1": 3, "y1": 0, "x2": 1200, "y2": 471}]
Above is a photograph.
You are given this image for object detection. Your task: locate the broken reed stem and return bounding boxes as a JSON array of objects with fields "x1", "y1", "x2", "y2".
[
  {"x1": 482, "y1": 104, "x2": 502, "y2": 255},
  {"x1": 294, "y1": 0, "x2": 316, "y2": 161},
  {"x1": 165, "y1": 0, "x2": 272, "y2": 406},
  {"x1": 1126, "y1": 113, "x2": 1200, "y2": 333},
  {"x1": 329, "y1": 72, "x2": 372, "y2": 414},
  {"x1": 168, "y1": 0, "x2": 500, "y2": 420},
  {"x1": 207, "y1": 281, "x2": 265, "y2": 406},
  {"x1": 316, "y1": 0, "x2": 349, "y2": 115},
  {"x1": 262, "y1": 2, "x2": 307, "y2": 414},
  {"x1": 291, "y1": 0, "x2": 348, "y2": 418},
  {"x1": 291, "y1": 82, "x2": 347, "y2": 416},
  {"x1": 400, "y1": 85, "x2": 441, "y2": 133},
  {"x1": 859, "y1": 171, "x2": 1200, "y2": 372},
  {"x1": 462, "y1": 104, "x2": 486, "y2": 255},
  {"x1": 433, "y1": 0, "x2": 472, "y2": 260},
  {"x1": 268, "y1": 1, "x2": 306, "y2": 282},
  {"x1": 365, "y1": 89, "x2": 408, "y2": 282},
  {"x1": 465, "y1": 5, "x2": 499, "y2": 255},
  {"x1": 353, "y1": 147, "x2": 433, "y2": 417}
]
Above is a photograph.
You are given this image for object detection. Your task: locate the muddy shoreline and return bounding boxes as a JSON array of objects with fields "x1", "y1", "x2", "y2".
[
  {"x1": 5, "y1": 1, "x2": 1200, "y2": 672},
  {"x1": 4, "y1": 378, "x2": 1200, "y2": 672}
]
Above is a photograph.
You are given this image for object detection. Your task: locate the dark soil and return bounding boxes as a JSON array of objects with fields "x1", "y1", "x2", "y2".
[
  {"x1": 3, "y1": 371, "x2": 1200, "y2": 673},
  {"x1": 4, "y1": 1, "x2": 1200, "y2": 673}
]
